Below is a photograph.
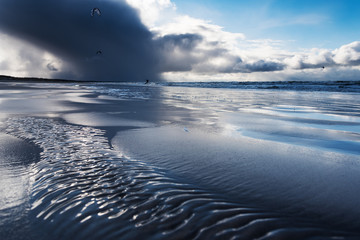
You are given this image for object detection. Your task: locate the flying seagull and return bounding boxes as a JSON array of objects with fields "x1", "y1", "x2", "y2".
[{"x1": 91, "y1": 8, "x2": 101, "y2": 17}]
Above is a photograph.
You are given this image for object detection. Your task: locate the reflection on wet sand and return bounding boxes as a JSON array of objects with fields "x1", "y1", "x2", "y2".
[
  {"x1": 0, "y1": 133, "x2": 40, "y2": 240},
  {"x1": 5, "y1": 117, "x2": 359, "y2": 240},
  {"x1": 1, "y1": 81, "x2": 360, "y2": 239}
]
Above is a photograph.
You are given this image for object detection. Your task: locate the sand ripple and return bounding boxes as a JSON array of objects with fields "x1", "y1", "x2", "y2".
[{"x1": 4, "y1": 117, "x2": 359, "y2": 239}]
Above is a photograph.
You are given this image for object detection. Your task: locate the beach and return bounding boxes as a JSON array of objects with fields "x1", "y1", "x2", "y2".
[{"x1": 1, "y1": 80, "x2": 360, "y2": 239}]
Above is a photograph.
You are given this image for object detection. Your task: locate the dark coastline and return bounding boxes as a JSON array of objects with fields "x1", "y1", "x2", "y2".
[{"x1": 0, "y1": 75, "x2": 90, "y2": 83}]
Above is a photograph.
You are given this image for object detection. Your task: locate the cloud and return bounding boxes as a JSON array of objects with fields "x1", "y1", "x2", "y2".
[
  {"x1": 284, "y1": 41, "x2": 360, "y2": 70},
  {"x1": 152, "y1": 14, "x2": 285, "y2": 75},
  {"x1": 0, "y1": 0, "x2": 160, "y2": 81},
  {"x1": 0, "y1": 0, "x2": 359, "y2": 82},
  {"x1": 154, "y1": 32, "x2": 285, "y2": 74},
  {"x1": 153, "y1": 15, "x2": 245, "y2": 50},
  {"x1": 235, "y1": 60, "x2": 285, "y2": 73},
  {"x1": 0, "y1": 32, "x2": 61, "y2": 77},
  {"x1": 284, "y1": 48, "x2": 334, "y2": 69},
  {"x1": 333, "y1": 41, "x2": 360, "y2": 66},
  {"x1": 125, "y1": 0, "x2": 176, "y2": 27},
  {"x1": 154, "y1": 33, "x2": 203, "y2": 71},
  {"x1": 260, "y1": 13, "x2": 328, "y2": 31},
  {"x1": 141, "y1": 1, "x2": 359, "y2": 80}
]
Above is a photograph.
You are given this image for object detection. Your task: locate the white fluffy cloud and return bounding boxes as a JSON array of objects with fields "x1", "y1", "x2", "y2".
[
  {"x1": 129, "y1": 0, "x2": 360, "y2": 81},
  {"x1": 333, "y1": 41, "x2": 360, "y2": 66},
  {"x1": 149, "y1": 12, "x2": 286, "y2": 75},
  {"x1": 284, "y1": 48, "x2": 333, "y2": 69},
  {"x1": 284, "y1": 41, "x2": 360, "y2": 70},
  {"x1": 125, "y1": 0, "x2": 176, "y2": 27}
]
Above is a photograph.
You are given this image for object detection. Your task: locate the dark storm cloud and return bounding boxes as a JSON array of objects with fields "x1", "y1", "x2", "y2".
[
  {"x1": 157, "y1": 34, "x2": 203, "y2": 51},
  {"x1": 0, "y1": 0, "x2": 160, "y2": 81},
  {"x1": 0, "y1": 60, "x2": 9, "y2": 71},
  {"x1": 237, "y1": 60, "x2": 285, "y2": 73},
  {"x1": 154, "y1": 33, "x2": 203, "y2": 72},
  {"x1": 155, "y1": 33, "x2": 284, "y2": 73}
]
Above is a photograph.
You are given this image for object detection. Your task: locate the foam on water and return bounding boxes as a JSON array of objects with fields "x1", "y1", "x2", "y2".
[{"x1": 4, "y1": 117, "x2": 359, "y2": 239}]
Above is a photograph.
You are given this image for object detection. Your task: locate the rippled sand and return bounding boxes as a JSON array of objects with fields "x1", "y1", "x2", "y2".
[{"x1": 1, "y1": 81, "x2": 360, "y2": 239}]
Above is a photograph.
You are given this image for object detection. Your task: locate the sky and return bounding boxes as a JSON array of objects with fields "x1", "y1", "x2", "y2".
[{"x1": 0, "y1": 0, "x2": 360, "y2": 82}]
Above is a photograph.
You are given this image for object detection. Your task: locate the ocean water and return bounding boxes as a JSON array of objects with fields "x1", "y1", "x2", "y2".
[
  {"x1": 120, "y1": 80, "x2": 360, "y2": 92},
  {"x1": 1, "y1": 81, "x2": 360, "y2": 239}
]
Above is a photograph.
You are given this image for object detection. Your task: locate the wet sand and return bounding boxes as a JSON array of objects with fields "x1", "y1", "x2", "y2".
[
  {"x1": 0, "y1": 133, "x2": 41, "y2": 240},
  {"x1": 1, "y1": 80, "x2": 360, "y2": 239}
]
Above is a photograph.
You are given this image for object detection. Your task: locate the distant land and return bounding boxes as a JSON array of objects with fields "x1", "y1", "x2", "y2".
[{"x1": 0, "y1": 74, "x2": 79, "y2": 83}]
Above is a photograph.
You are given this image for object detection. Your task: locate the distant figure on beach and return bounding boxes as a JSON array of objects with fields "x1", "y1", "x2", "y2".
[
  {"x1": 145, "y1": 79, "x2": 150, "y2": 84},
  {"x1": 91, "y1": 8, "x2": 101, "y2": 17}
]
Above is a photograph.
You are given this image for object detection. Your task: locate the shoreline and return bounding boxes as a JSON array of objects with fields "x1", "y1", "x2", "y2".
[{"x1": 2, "y1": 75, "x2": 360, "y2": 93}]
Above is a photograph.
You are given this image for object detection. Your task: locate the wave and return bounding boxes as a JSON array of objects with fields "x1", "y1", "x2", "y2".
[{"x1": 159, "y1": 81, "x2": 360, "y2": 93}]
